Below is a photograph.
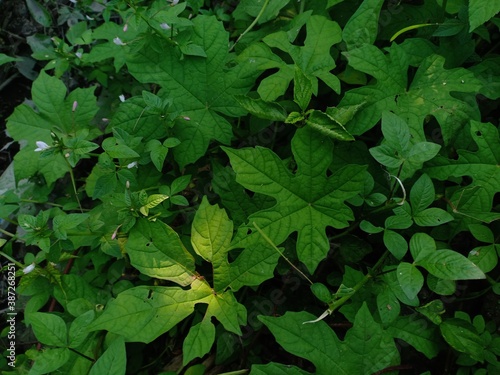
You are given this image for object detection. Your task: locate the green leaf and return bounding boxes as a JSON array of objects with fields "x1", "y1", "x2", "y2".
[
  {"x1": 417, "y1": 250, "x2": 486, "y2": 280},
  {"x1": 234, "y1": 95, "x2": 287, "y2": 121},
  {"x1": 126, "y1": 219, "x2": 196, "y2": 286},
  {"x1": 425, "y1": 122, "x2": 500, "y2": 228},
  {"x1": 259, "y1": 304, "x2": 398, "y2": 374},
  {"x1": 191, "y1": 194, "x2": 278, "y2": 292},
  {"x1": 89, "y1": 280, "x2": 212, "y2": 343},
  {"x1": 416, "y1": 299, "x2": 446, "y2": 325},
  {"x1": 413, "y1": 208, "x2": 454, "y2": 227},
  {"x1": 376, "y1": 287, "x2": 400, "y2": 324},
  {"x1": 205, "y1": 291, "x2": 246, "y2": 335},
  {"x1": 224, "y1": 126, "x2": 366, "y2": 273},
  {"x1": 311, "y1": 283, "x2": 332, "y2": 304},
  {"x1": 171, "y1": 175, "x2": 191, "y2": 195},
  {"x1": 26, "y1": 0, "x2": 52, "y2": 27},
  {"x1": 305, "y1": 110, "x2": 355, "y2": 141},
  {"x1": 410, "y1": 174, "x2": 435, "y2": 213},
  {"x1": 251, "y1": 363, "x2": 311, "y2": 375},
  {"x1": 246, "y1": 15, "x2": 341, "y2": 102},
  {"x1": 89, "y1": 337, "x2": 126, "y2": 375},
  {"x1": 397, "y1": 262, "x2": 424, "y2": 300},
  {"x1": 387, "y1": 316, "x2": 441, "y2": 359},
  {"x1": 468, "y1": 224, "x2": 494, "y2": 243},
  {"x1": 182, "y1": 320, "x2": 216, "y2": 366},
  {"x1": 0, "y1": 53, "x2": 22, "y2": 65},
  {"x1": 29, "y1": 312, "x2": 68, "y2": 347},
  {"x1": 440, "y1": 318, "x2": 485, "y2": 361},
  {"x1": 342, "y1": 0, "x2": 385, "y2": 50},
  {"x1": 360, "y1": 220, "x2": 383, "y2": 234},
  {"x1": 126, "y1": 16, "x2": 257, "y2": 167},
  {"x1": 294, "y1": 66, "x2": 313, "y2": 110},
  {"x1": 69, "y1": 310, "x2": 95, "y2": 349},
  {"x1": 468, "y1": 245, "x2": 498, "y2": 273},
  {"x1": 191, "y1": 197, "x2": 232, "y2": 289},
  {"x1": 30, "y1": 348, "x2": 71, "y2": 374},
  {"x1": 370, "y1": 113, "x2": 441, "y2": 179},
  {"x1": 469, "y1": 0, "x2": 500, "y2": 31},
  {"x1": 383, "y1": 229, "x2": 408, "y2": 259},
  {"x1": 409, "y1": 232, "x2": 436, "y2": 263},
  {"x1": 340, "y1": 45, "x2": 482, "y2": 143}
]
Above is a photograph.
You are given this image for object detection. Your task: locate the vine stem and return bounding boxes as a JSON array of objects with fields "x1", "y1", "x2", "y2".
[
  {"x1": 0, "y1": 251, "x2": 24, "y2": 268},
  {"x1": 328, "y1": 250, "x2": 390, "y2": 313},
  {"x1": 229, "y1": 0, "x2": 270, "y2": 52},
  {"x1": 64, "y1": 158, "x2": 83, "y2": 213},
  {"x1": 252, "y1": 222, "x2": 313, "y2": 285}
]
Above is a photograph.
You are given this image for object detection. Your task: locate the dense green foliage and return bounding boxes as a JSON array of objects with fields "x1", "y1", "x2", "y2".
[{"x1": 1, "y1": 0, "x2": 500, "y2": 374}]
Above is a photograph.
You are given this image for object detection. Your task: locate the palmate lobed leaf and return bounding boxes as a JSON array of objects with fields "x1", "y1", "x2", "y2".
[
  {"x1": 224, "y1": 126, "x2": 366, "y2": 273},
  {"x1": 89, "y1": 280, "x2": 213, "y2": 343},
  {"x1": 259, "y1": 303, "x2": 399, "y2": 374},
  {"x1": 425, "y1": 121, "x2": 500, "y2": 228},
  {"x1": 340, "y1": 43, "x2": 482, "y2": 144},
  {"x1": 125, "y1": 15, "x2": 258, "y2": 167}
]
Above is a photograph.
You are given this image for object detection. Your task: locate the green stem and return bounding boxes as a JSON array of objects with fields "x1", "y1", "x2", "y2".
[
  {"x1": 219, "y1": 371, "x2": 249, "y2": 375},
  {"x1": 230, "y1": 0, "x2": 270, "y2": 52},
  {"x1": 0, "y1": 227, "x2": 17, "y2": 239},
  {"x1": 0, "y1": 251, "x2": 24, "y2": 268},
  {"x1": 64, "y1": 158, "x2": 83, "y2": 213},
  {"x1": 299, "y1": 0, "x2": 305, "y2": 14},
  {"x1": 253, "y1": 222, "x2": 313, "y2": 285},
  {"x1": 21, "y1": 199, "x2": 64, "y2": 208},
  {"x1": 328, "y1": 250, "x2": 390, "y2": 312}
]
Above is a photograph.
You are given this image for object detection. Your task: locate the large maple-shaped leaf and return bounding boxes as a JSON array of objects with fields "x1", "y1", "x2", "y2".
[
  {"x1": 339, "y1": 43, "x2": 482, "y2": 144},
  {"x1": 425, "y1": 121, "x2": 500, "y2": 226},
  {"x1": 125, "y1": 15, "x2": 257, "y2": 167},
  {"x1": 223, "y1": 127, "x2": 366, "y2": 273},
  {"x1": 258, "y1": 303, "x2": 399, "y2": 374}
]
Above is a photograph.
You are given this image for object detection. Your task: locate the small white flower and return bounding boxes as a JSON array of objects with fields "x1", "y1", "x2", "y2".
[
  {"x1": 123, "y1": 24, "x2": 128, "y2": 32},
  {"x1": 72, "y1": 101, "x2": 78, "y2": 112},
  {"x1": 160, "y1": 23, "x2": 171, "y2": 30},
  {"x1": 23, "y1": 263, "x2": 36, "y2": 274},
  {"x1": 127, "y1": 161, "x2": 138, "y2": 169},
  {"x1": 75, "y1": 52, "x2": 82, "y2": 59},
  {"x1": 34, "y1": 141, "x2": 50, "y2": 152},
  {"x1": 86, "y1": 15, "x2": 94, "y2": 21},
  {"x1": 119, "y1": 94, "x2": 126, "y2": 102},
  {"x1": 111, "y1": 225, "x2": 122, "y2": 240},
  {"x1": 168, "y1": 0, "x2": 179, "y2": 5},
  {"x1": 113, "y1": 37, "x2": 126, "y2": 46},
  {"x1": 102, "y1": 118, "x2": 110, "y2": 123},
  {"x1": 69, "y1": 0, "x2": 76, "y2": 3}
]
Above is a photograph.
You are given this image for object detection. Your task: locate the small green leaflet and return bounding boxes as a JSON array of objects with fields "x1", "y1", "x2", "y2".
[{"x1": 224, "y1": 126, "x2": 366, "y2": 273}]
